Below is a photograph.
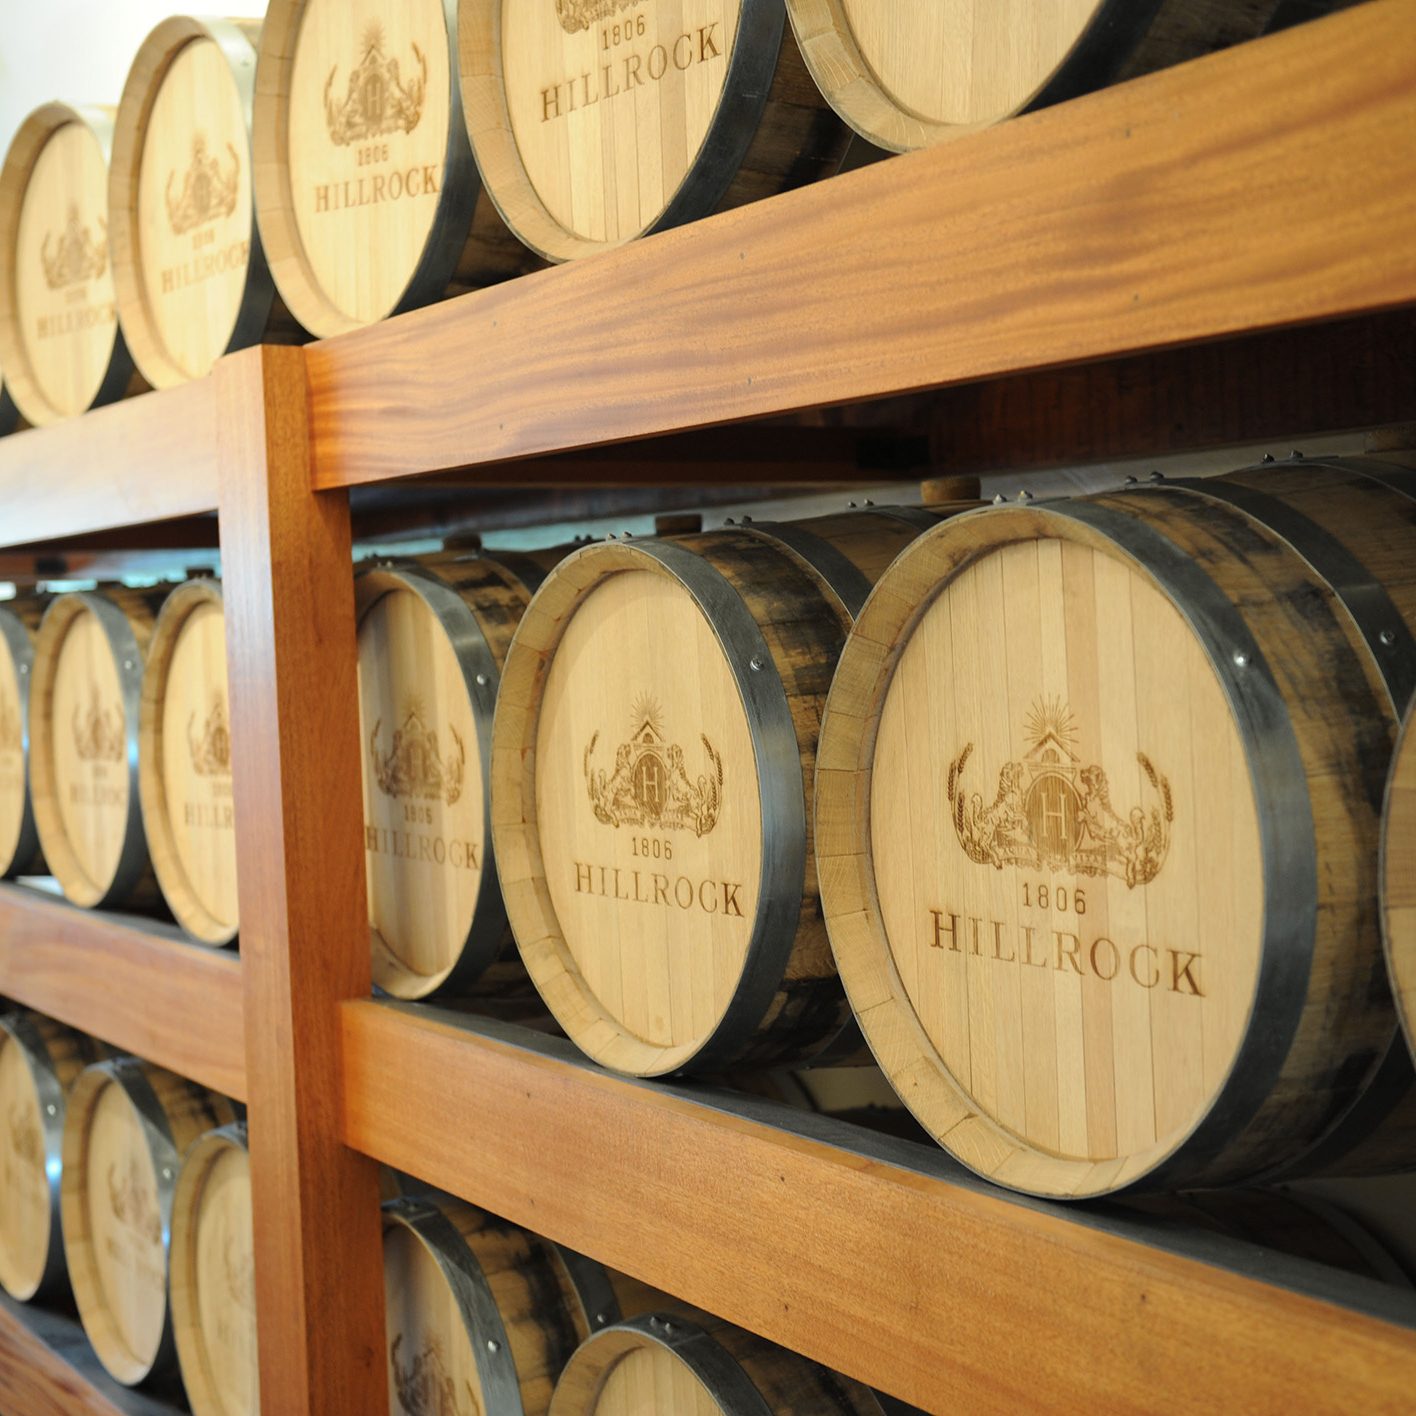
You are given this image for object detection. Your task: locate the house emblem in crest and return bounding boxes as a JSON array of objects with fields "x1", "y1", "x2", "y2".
[
  {"x1": 8, "y1": 1103, "x2": 41, "y2": 1168},
  {"x1": 947, "y1": 698, "x2": 1173, "y2": 888},
  {"x1": 370, "y1": 698, "x2": 465, "y2": 807},
  {"x1": 189, "y1": 692, "x2": 232, "y2": 778},
  {"x1": 73, "y1": 683, "x2": 124, "y2": 764},
  {"x1": 554, "y1": 0, "x2": 640, "y2": 34},
  {"x1": 0, "y1": 696, "x2": 20, "y2": 754},
  {"x1": 391, "y1": 1333, "x2": 479, "y2": 1416},
  {"x1": 584, "y1": 695, "x2": 722, "y2": 837},
  {"x1": 108, "y1": 1152, "x2": 162, "y2": 1246},
  {"x1": 41, "y1": 206, "x2": 107, "y2": 289},
  {"x1": 325, "y1": 23, "x2": 427, "y2": 145},
  {"x1": 166, "y1": 135, "x2": 240, "y2": 236}
]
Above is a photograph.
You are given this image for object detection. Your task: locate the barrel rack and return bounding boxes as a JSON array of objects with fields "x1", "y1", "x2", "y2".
[{"x1": 0, "y1": 4, "x2": 1414, "y2": 1412}]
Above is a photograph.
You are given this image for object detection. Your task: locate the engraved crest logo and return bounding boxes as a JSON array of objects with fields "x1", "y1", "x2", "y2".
[
  {"x1": 370, "y1": 698, "x2": 465, "y2": 807},
  {"x1": 0, "y1": 696, "x2": 20, "y2": 754},
  {"x1": 73, "y1": 683, "x2": 124, "y2": 764},
  {"x1": 223, "y1": 1220, "x2": 255, "y2": 1312},
  {"x1": 8, "y1": 1102, "x2": 42, "y2": 1169},
  {"x1": 947, "y1": 699, "x2": 1173, "y2": 888},
  {"x1": 325, "y1": 22, "x2": 427, "y2": 145},
  {"x1": 41, "y1": 206, "x2": 108, "y2": 289},
  {"x1": 554, "y1": 0, "x2": 640, "y2": 34},
  {"x1": 391, "y1": 1333, "x2": 480, "y2": 1416},
  {"x1": 166, "y1": 134, "x2": 240, "y2": 236},
  {"x1": 584, "y1": 695, "x2": 722, "y2": 836},
  {"x1": 189, "y1": 692, "x2": 232, "y2": 778},
  {"x1": 107, "y1": 1152, "x2": 162, "y2": 1247}
]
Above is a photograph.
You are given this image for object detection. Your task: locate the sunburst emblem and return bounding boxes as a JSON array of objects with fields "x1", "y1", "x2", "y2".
[{"x1": 1024, "y1": 697, "x2": 1076, "y2": 756}]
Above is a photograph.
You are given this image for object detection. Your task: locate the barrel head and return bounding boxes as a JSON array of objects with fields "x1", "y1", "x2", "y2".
[{"x1": 0, "y1": 106, "x2": 129, "y2": 425}]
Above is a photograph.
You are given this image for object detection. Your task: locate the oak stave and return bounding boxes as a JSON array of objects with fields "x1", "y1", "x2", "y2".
[
  {"x1": 549, "y1": 1312, "x2": 890, "y2": 1416},
  {"x1": 254, "y1": 0, "x2": 543, "y2": 338},
  {"x1": 492, "y1": 509, "x2": 949, "y2": 1077},
  {"x1": 170, "y1": 1123, "x2": 258, "y2": 1416},
  {"x1": 1384, "y1": 697, "x2": 1416, "y2": 1084},
  {"x1": 139, "y1": 578, "x2": 238, "y2": 946},
  {"x1": 1170, "y1": 454, "x2": 1416, "y2": 1181},
  {"x1": 0, "y1": 1011, "x2": 104, "y2": 1303},
  {"x1": 382, "y1": 1193, "x2": 663, "y2": 1416},
  {"x1": 0, "y1": 103, "x2": 143, "y2": 426},
  {"x1": 0, "y1": 598, "x2": 46, "y2": 879},
  {"x1": 110, "y1": 17, "x2": 299, "y2": 389},
  {"x1": 818, "y1": 470, "x2": 1416, "y2": 1197},
  {"x1": 60, "y1": 1057, "x2": 236, "y2": 1388},
  {"x1": 785, "y1": 0, "x2": 1359, "y2": 153},
  {"x1": 31, "y1": 587, "x2": 168, "y2": 910},
  {"x1": 357, "y1": 549, "x2": 562, "y2": 1000},
  {"x1": 459, "y1": 0, "x2": 853, "y2": 265}
]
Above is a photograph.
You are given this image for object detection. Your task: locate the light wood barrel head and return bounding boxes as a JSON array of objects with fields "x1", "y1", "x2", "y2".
[
  {"x1": 0, "y1": 104, "x2": 132, "y2": 425},
  {"x1": 140, "y1": 580, "x2": 238, "y2": 945},
  {"x1": 356, "y1": 567, "x2": 497, "y2": 997},
  {"x1": 0, "y1": 1017, "x2": 60, "y2": 1302},
  {"x1": 495, "y1": 541, "x2": 799, "y2": 1077},
  {"x1": 255, "y1": 0, "x2": 474, "y2": 335},
  {"x1": 550, "y1": 1315, "x2": 861, "y2": 1416},
  {"x1": 381, "y1": 1198, "x2": 510, "y2": 1416},
  {"x1": 0, "y1": 607, "x2": 39, "y2": 878},
  {"x1": 61, "y1": 1061, "x2": 176, "y2": 1386},
  {"x1": 30, "y1": 594, "x2": 145, "y2": 909},
  {"x1": 817, "y1": 504, "x2": 1303, "y2": 1197},
  {"x1": 111, "y1": 18, "x2": 270, "y2": 388},
  {"x1": 1385, "y1": 703, "x2": 1416, "y2": 1066},
  {"x1": 171, "y1": 1125, "x2": 258, "y2": 1416},
  {"x1": 784, "y1": 0, "x2": 1108, "y2": 150},
  {"x1": 461, "y1": 0, "x2": 784, "y2": 261}
]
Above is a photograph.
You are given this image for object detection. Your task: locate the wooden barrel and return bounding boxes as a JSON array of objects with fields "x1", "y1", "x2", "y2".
[
  {"x1": 784, "y1": 0, "x2": 1356, "y2": 153},
  {"x1": 0, "y1": 599, "x2": 44, "y2": 879},
  {"x1": 110, "y1": 17, "x2": 293, "y2": 389},
  {"x1": 492, "y1": 508, "x2": 952, "y2": 1077},
  {"x1": 459, "y1": 0, "x2": 853, "y2": 264},
  {"x1": 1385, "y1": 698, "x2": 1416, "y2": 1072},
  {"x1": 1167, "y1": 453, "x2": 1416, "y2": 1180},
  {"x1": 818, "y1": 468, "x2": 1416, "y2": 1197},
  {"x1": 139, "y1": 578, "x2": 238, "y2": 946},
  {"x1": 1126, "y1": 1188, "x2": 1415, "y2": 1288},
  {"x1": 0, "y1": 103, "x2": 140, "y2": 426},
  {"x1": 30, "y1": 588, "x2": 166, "y2": 909},
  {"x1": 253, "y1": 0, "x2": 541, "y2": 337},
  {"x1": 549, "y1": 1313, "x2": 891, "y2": 1416},
  {"x1": 382, "y1": 1194, "x2": 662, "y2": 1416},
  {"x1": 170, "y1": 1123, "x2": 258, "y2": 1416},
  {"x1": 60, "y1": 1057, "x2": 236, "y2": 1387},
  {"x1": 0, "y1": 1011, "x2": 103, "y2": 1302},
  {"x1": 357, "y1": 551, "x2": 563, "y2": 999}
]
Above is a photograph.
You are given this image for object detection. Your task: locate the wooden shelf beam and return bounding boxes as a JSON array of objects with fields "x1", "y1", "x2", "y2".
[
  {"x1": 0, "y1": 1297, "x2": 186, "y2": 1416},
  {"x1": 0, "y1": 883, "x2": 244, "y2": 1100},
  {"x1": 0, "y1": 378, "x2": 218, "y2": 548},
  {"x1": 306, "y1": 0, "x2": 1416, "y2": 490},
  {"x1": 341, "y1": 1002, "x2": 1416, "y2": 1415}
]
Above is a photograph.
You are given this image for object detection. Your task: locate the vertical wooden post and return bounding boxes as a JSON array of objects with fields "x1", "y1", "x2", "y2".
[{"x1": 216, "y1": 344, "x2": 387, "y2": 1416}]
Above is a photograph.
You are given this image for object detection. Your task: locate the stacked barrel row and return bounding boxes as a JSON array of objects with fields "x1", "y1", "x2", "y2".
[
  {"x1": 0, "y1": 1004, "x2": 929, "y2": 1416},
  {"x1": 0, "y1": 1, "x2": 1357, "y2": 423},
  {"x1": 10, "y1": 451, "x2": 1416, "y2": 1205},
  {"x1": 6, "y1": 1012, "x2": 1416, "y2": 1416}
]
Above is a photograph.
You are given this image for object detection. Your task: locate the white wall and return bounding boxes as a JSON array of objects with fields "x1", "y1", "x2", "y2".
[{"x1": 0, "y1": 1, "x2": 271, "y2": 159}]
